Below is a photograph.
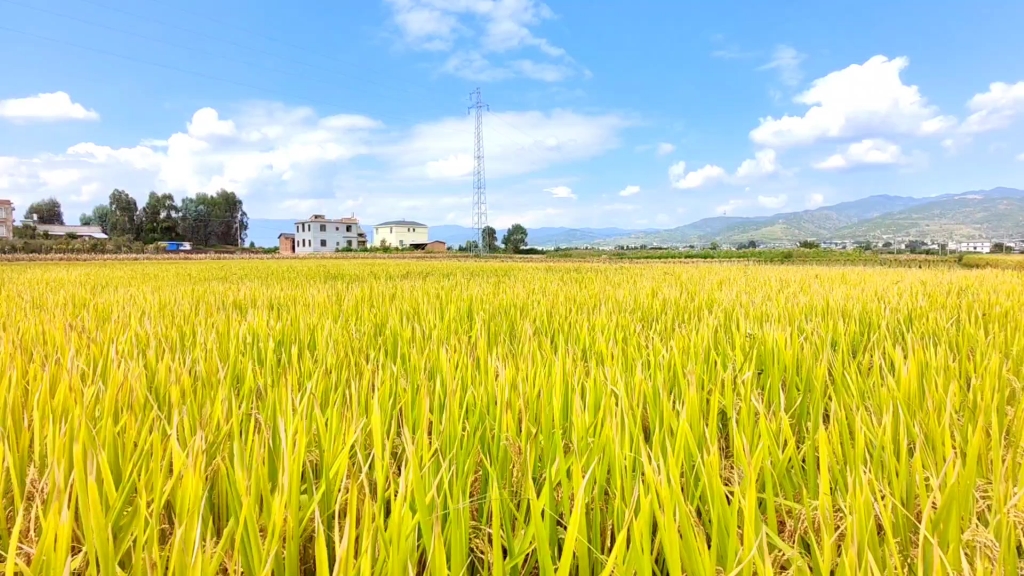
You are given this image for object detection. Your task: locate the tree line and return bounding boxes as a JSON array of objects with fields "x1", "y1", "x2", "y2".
[
  {"x1": 21, "y1": 189, "x2": 248, "y2": 246},
  {"x1": 455, "y1": 223, "x2": 530, "y2": 253}
]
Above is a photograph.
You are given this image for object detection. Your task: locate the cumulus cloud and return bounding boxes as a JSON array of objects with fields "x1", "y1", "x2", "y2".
[
  {"x1": 757, "y1": 194, "x2": 787, "y2": 209},
  {"x1": 758, "y1": 45, "x2": 805, "y2": 87},
  {"x1": 813, "y1": 139, "x2": 907, "y2": 170},
  {"x1": 656, "y1": 142, "x2": 675, "y2": 156},
  {"x1": 805, "y1": 193, "x2": 825, "y2": 208},
  {"x1": 960, "y1": 81, "x2": 1024, "y2": 134},
  {"x1": 385, "y1": 0, "x2": 577, "y2": 81},
  {"x1": 669, "y1": 161, "x2": 727, "y2": 189},
  {"x1": 0, "y1": 102, "x2": 628, "y2": 223},
  {"x1": 750, "y1": 56, "x2": 955, "y2": 147},
  {"x1": 733, "y1": 149, "x2": 778, "y2": 180},
  {"x1": 544, "y1": 185, "x2": 576, "y2": 199},
  {"x1": 0, "y1": 91, "x2": 99, "y2": 122},
  {"x1": 668, "y1": 149, "x2": 780, "y2": 190},
  {"x1": 618, "y1": 185, "x2": 640, "y2": 197}
]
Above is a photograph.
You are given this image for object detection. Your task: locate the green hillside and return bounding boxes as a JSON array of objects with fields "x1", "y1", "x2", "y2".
[{"x1": 834, "y1": 196, "x2": 1024, "y2": 240}]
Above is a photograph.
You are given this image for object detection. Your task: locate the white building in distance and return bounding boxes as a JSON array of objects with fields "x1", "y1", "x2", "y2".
[
  {"x1": 294, "y1": 214, "x2": 367, "y2": 253},
  {"x1": 373, "y1": 220, "x2": 428, "y2": 248},
  {"x1": 958, "y1": 241, "x2": 992, "y2": 253}
]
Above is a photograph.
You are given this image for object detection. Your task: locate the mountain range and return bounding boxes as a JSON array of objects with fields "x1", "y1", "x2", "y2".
[{"x1": 248, "y1": 187, "x2": 1024, "y2": 248}]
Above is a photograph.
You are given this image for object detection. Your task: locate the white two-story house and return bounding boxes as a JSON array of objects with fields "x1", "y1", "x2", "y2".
[
  {"x1": 373, "y1": 220, "x2": 428, "y2": 248},
  {"x1": 294, "y1": 214, "x2": 367, "y2": 253}
]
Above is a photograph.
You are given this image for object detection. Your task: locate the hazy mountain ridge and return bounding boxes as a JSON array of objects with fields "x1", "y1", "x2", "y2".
[
  {"x1": 247, "y1": 188, "x2": 1024, "y2": 247},
  {"x1": 601, "y1": 187, "x2": 1024, "y2": 246}
]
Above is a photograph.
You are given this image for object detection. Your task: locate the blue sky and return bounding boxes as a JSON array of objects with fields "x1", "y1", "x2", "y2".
[{"x1": 1, "y1": 0, "x2": 1023, "y2": 232}]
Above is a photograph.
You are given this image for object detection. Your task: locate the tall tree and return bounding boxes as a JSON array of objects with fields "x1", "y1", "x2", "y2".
[
  {"x1": 139, "y1": 192, "x2": 180, "y2": 243},
  {"x1": 501, "y1": 223, "x2": 528, "y2": 254},
  {"x1": 25, "y1": 197, "x2": 64, "y2": 225},
  {"x1": 481, "y1": 225, "x2": 498, "y2": 252},
  {"x1": 80, "y1": 205, "x2": 112, "y2": 233},
  {"x1": 179, "y1": 189, "x2": 247, "y2": 246},
  {"x1": 107, "y1": 189, "x2": 139, "y2": 239}
]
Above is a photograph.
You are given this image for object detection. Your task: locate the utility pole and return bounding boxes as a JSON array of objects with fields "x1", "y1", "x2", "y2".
[{"x1": 469, "y1": 87, "x2": 489, "y2": 255}]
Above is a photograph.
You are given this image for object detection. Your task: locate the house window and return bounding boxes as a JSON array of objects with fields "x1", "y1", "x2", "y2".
[
  {"x1": 346, "y1": 225, "x2": 352, "y2": 232},
  {"x1": 336, "y1": 226, "x2": 339, "y2": 231},
  {"x1": 320, "y1": 239, "x2": 327, "y2": 247},
  {"x1": 320, "y1": 224, "x2": 327, "y2": 232},
  {"x1": 399, "y1": 240, "x2": 405, "y2": 247},
  {"x1": 347, "y1": 240, "x2": 352, "y2": 248},
  {"x1": 296, "y1": 225, "x2": 300, "y2": 233},
  {"x1": 336, "y1": 242, "x2": 340, "y2": 246}
]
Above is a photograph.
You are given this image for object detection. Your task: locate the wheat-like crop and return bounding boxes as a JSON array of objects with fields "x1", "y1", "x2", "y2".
[{"x1": 1, "y1": 259, "x2": 1022, "y2": 574}]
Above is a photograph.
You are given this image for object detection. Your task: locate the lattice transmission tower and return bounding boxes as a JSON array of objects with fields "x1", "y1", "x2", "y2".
[{"x1": 468, "y1": 87, "x2": 489, "y2": 255}]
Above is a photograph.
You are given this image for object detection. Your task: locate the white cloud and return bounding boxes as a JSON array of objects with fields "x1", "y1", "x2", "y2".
[
  {"x1": 510, "y1": 59, "x2": 573, "y2": 82},
  {"x1": 669, "y1": 161, "x2": 727, "y2": 189},
  {"x1": 385, "y1": 0, "x2": 576, "y2": 80},
  {"x1": 960, "y1": 81, "x2": 1024, "y2": 134},
  {"x1": 758, "y1": 45, "x2": 805, "y2": 87},
  {"x1": 715, "y1": 199, "x2": 746, "y2": 215},
  {"x1": 750, "y1": 56, "x2": 955, "y2": 147},
  {"x1": 668, "y1": 149, "x2": 780, "y2": 190},
  {"x1": 397, "y1": 109, "x2": 629, "y2": 181},
  {"x1": 618, "y1": 185, "x2": 640, "y2": 197},
  {"x1": 656, "y1": 142, "x2": 675, "y2": 156},
  {"x1": 805, "y1": 193, "x2": 825, "y2": 208},
  {"x1": 813, "y1": 138, "x2": 906, "y2": 170},
  {"x1": 733, "y1": 149, "x2": 778, "y2": 179},
  {"x1": 0, "y1": 91, "x2": 99, "y2": 122},
  {"x1": 544, "y1": 185, "x2": 576, "y2": 199},
  {"x1": 0, "y1": 102, "x2": 628, "y2": 225},
  {"x1": 39, "y1": 169, "x2": 82, "y2": 188},
  {"x1": 187, "y1": 108, "x2": 237, "y2": 138},
  {"x1": 757, "y1": 194, "x2": 787, "y2": 209},
  {"x1": 1017, "y1": 152, "x2": 1024, "y2": 162}
]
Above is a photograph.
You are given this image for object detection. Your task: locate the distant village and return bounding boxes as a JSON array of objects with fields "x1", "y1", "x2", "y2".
[{"x1": 2, "y1": 195, "x2": 1022, "y2": 255}]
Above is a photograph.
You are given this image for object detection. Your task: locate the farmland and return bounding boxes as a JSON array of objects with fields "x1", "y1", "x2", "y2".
[{"x1": 1, "y1": 260, "x2": 1023, "y2": 574}]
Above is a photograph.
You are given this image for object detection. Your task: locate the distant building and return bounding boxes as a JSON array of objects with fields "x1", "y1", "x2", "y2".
[
  {"x1": 0, "y1": 199, "x2": 13, "y2": 239},
  {"x1": 294, "y1": 214, "x2": 367, "y2": 253},
  {"x1": 278, "y1": 233, "x2": 295, "y2": 254},
  {"x1": 959, "y1": 241, "x2": 992, "y2": 253},
  {"x1": 373, "y1": 220, "x2": 428, "y2": 248},
  {"x1": 24, "y1": 222, "x2": 109, "y2": 239},
  {"x1": 410, "y1": 240, "x2": 446, "y2": 252}
]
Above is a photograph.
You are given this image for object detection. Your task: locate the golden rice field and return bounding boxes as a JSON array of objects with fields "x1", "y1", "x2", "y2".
[{"x1": 1, "y1": 259, "x2": 1023, "y2": 575}]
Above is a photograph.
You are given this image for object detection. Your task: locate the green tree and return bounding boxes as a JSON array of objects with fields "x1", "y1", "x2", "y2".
[
  {"x1": 708, "y1": 241, "x2": 721, "y2": 251},
  {"x1": 139, "y1": 192, "x2": 180, "y2": 243},
  {"x1": 798, "y1": 240, "x2": 821, "y2": 249},
  {"x1": 501, "y1": 223, "x2": 528, "y2": 253},
  {"x1": 80, "y1": 204, "x2": 112, "y2": 234},
  {"x1": 482, "y1": 225, "x2": 499, "y2": 252},
  {"x1": 178, "y1": 189, "x2": 247, "y2": 246},
  {"x1": 25, "y1": 197, "x2": 64, "y2": 225},
  {"x1": 108, "y1": 189, "x2": 139, "y2": 239}
]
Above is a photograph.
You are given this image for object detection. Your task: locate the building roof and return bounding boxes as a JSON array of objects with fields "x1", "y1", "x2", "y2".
[
  {"x1": 410, "y1": 241, "x2": 445, "y2": 246},
  {"x1": 34, "y1": 224, "x2": 109, "y2": 239},
  {"x1": 375, "y1": 220, "x2": 427, "y2": 227},
  {"x1": 296, "y1": 214, "x2": 360, "y2": 224},
  {"x1": 278, "y1": 233, "x2": 295, "y2": 239}
]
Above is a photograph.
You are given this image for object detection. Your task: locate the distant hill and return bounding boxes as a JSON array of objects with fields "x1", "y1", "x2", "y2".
[
  {"x1": 600, "y1": 187, "x2": 1024, "y2": 246},
  {"x1": 246, "y1": 188, "x2": 1024, "y2": 247}
]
